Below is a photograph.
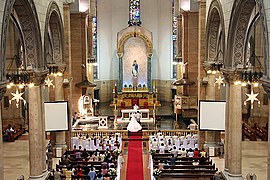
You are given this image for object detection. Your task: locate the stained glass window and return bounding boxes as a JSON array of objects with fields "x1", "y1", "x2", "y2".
[
  {"x1": 172, "y1": 0, "x2": 178, "y2": 78},
  {"x1": 129, "y1": 0, "x2": 141, "y2": 26}
]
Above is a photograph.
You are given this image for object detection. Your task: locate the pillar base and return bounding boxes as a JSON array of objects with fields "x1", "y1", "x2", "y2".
[
  {"x1": 221, "y1": 170, "x2": 243, "y2": 180},
  {"x1": 29, "y1": 170, "x2": 50, "y2": 180},
  {"x1": 54, "y1": 144, "x2": 67, "y2": 157},
  {"x1": 203, "y1": 142, "x2": 219, "y2": 156}
]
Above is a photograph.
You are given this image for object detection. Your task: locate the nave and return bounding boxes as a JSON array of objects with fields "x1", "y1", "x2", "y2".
[{"x1": 3, "y1": 133, "x2": 267, "y2": 180}]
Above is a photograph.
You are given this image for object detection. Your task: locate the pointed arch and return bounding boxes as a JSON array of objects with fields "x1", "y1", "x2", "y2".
[
  {"x1": 0, "y1": 0, "x2": 43, "y2": 80},
  {"x1": 44, "y1": 1, "x2": 65, "y2": 65},
  {"x1": 205, "y1": 0, "x2": 225, "y2": 62}
]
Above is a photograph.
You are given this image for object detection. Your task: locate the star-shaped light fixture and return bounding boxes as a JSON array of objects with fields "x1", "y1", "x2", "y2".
[
  {"x1": 9, "y1": 89, "x2": 26, "y2": 108},
  {"x1": 244, "y1": 90, "x2": 260, "y2": 109},
  {"x1": 45, "y1": 77, "x2": 54, "y2": 87},
  {"x1": 214, "y1": 75, "x2": 225, "y2": 89}
]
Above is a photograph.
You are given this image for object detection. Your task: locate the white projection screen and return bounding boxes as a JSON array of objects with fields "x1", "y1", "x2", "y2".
[
  {"x1": 199, "y1": 100, "x2": 226, "y2": 131},
  {"x1": 44, "y1": 101, "x2": 69, "y2": 131}
]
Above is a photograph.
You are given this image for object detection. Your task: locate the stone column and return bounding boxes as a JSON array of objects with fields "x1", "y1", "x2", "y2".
[
  {"x1": 86, "y1": 16, "x2": 95, "y2": 97},
  {"x1": 0, "y1": 85, "x2": 7, "y2": 180},
  {"x1": 54, "y1": 76, "x2": 67, "y2": 154},
  {"x1": 261, "y1": 78, "x2": 270, "y2": 180},
  {"x1": 176, "y1": 14, "x2": 183, "y2": 95},
  {"x1": 28, "y1": 73, "x2": 49, "y2": 179},
  {"x1": 147, "y1": 54, "x2": 152, "y2": 92},
  {"x1": 63, "y1": 3, "x2": 72, "y2": 150},
  {"x1": 222, "y1": 70, "x2": 242, "y2": 179},
  {"x1": 118, "y1": 53, "x2": 123, "y2": 92},
  {"x1": 197, "y1": 0, "x2": 206, "y2": 101},
  {"x1": 204, "y1": 74, "x2": 217, "y2": 146}
]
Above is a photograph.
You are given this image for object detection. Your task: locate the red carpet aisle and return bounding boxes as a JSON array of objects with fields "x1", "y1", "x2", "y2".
[{"x1": 126, "y1": 133, "x2": 144, "y2": 180}]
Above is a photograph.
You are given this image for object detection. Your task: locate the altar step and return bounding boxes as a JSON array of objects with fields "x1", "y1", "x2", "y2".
[{"x1": 128, "y1": 130, "x2": 142, "y2": 137}]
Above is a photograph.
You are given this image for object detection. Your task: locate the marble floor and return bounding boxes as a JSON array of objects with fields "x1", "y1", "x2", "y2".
[
  {"x1": 3, "y1": 137, "x2": 267, "y2": 180},
  {"x1": 2, "y1": 102, "x2": 268, "y2": 179}
]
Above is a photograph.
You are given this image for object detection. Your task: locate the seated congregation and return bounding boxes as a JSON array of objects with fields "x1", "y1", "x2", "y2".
[
  {"x1": 149, "y1": 131, "x2": 217, "y2": 179},
  {"x1": 53, "y1": 133, "x2": 122, "y2": 180}
]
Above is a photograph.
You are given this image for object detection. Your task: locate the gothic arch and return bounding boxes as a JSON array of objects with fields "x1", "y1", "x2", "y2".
[
  {"x1": 205, "y1": 0, "x2": 225, "y2": 62},
  {"x1": 226, "y1": 0, "x2": 255, "y2": 68},
  {"x1": 44, "y1": 1, "x2": 64, "y2": 65},
  {"x1": 0, "y1": 0, "x2": 43, "y2": 81}
]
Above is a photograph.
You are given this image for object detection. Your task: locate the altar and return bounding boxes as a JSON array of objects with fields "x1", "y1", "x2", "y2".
[
  {"x1": 116, "y1": 108, "x2": 155, "y2": 128},
  {"x1": 112, "y1": 89, "x2": 161, "y2": 108}
]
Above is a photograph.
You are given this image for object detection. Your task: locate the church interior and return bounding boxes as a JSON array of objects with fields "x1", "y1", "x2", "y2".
[{"x1": 0, "y1": 0, "x2": 270, "y2": 179}]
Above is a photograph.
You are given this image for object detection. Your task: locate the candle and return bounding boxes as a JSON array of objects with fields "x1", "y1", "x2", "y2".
[
  {"x1": 154, "y1": 103, "x2": 156, "y2": 109},
  {"x1": 114, "y1": 104, "x2": 116, "y2": 110}
]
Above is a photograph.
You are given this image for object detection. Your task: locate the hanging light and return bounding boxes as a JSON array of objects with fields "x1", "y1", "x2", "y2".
[{"x1": 6, "y1": 55, "x2": 33, "y2": 88}]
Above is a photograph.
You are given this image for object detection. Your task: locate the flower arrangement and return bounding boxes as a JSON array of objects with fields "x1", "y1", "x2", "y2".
[
  {"x1": 113, "y1": 148, "x2": 121, "y2": 157},
  {"x1": 153, "y1": 168, "x2": 162, "y2": 178},
  {"x1": 149, "y1": 149, "x2": 156, "y2": 155},
  {"x1": 108, "y1": 168, "x2": 117, "y2": 177}
]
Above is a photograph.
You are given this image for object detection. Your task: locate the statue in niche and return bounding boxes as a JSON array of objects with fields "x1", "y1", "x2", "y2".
[{"x1": 132, "y1": 60, "x2": 138, "y2": 77}]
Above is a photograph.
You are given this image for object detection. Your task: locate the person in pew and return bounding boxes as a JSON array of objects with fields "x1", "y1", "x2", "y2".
[
  {"x1": 193, "y1": 148, "x2": 200, "y2": 158},
  {"x1": 3, "y1": 124, "x2": 14, "y2": 142},
  {"x1": 187, "y1": 148, "x2": 194, "y2": 157},
  {"x1": 54, "y1": 168, "x2": 62, "y2": 180},
  {"x1": 96, "y1": 172, "x2": 104, "y2": 180},
  {"x1": 88, "y1": 167, "x2": 96, "y2": 180},
  {"x1": 200, "y1": 148, "x2": 207, "y2": 157},
  {"x1": 179, "y1": 148, "x2": 187, "y2": 157},
  {"x1": 199, "y1": 156, "x2": 207, "y2": 165},
  {"x1": 101, "y1": 165, "x2": 108, "y2": 176},
  {"x1": 46, "y1": 148, "x2": 53, "y2": 171},
  {"x1": 169, "y1": 146, "x2": 178, "y2": 166},
  {"x1": 159, "y1": 143, "x2": 166, "y2": 154}
]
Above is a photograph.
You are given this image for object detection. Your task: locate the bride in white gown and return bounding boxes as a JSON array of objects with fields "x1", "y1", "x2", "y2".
[{"x1": 127, "y1": 113, "x2": 142, "y2": 132}]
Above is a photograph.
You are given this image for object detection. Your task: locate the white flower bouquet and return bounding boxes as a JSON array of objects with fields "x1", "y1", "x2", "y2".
[
  {"x1": 108, "y1": 168, "x2": 117, "y2": 177},
  {"x1": 153, "y1": 168, "x2": 162, "y2": 177},
  {"x1": 113, "y1": 148, "x2": 121, "y2": 157}
]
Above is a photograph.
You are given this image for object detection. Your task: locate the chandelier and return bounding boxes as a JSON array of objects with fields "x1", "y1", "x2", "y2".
[
  {"x1": 207, "y1": 62, "x2": 223, "y2": 75},
  {"x1": 47, "y1": 64, "x2": 63, "y2": 77},
  {"x1": 6, "y1": 55, "x2": 34, "y2": 89}
]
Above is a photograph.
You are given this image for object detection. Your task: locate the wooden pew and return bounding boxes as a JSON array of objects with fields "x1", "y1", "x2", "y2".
[
  {"x1": 253, "y1": 123, "x2": 268, "y2": 141},
  {"x1": 154, "y1": 164, "x2": 216, "y2": 169},
  {"x1": 242, "y1": 122, "x2": 256, "y2": 141}
]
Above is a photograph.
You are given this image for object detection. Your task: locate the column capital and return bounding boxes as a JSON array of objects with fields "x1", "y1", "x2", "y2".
[
  {"x1": 261, "y1": 77, "x2": 270, "y2": 98},
  {"x1": 222, "y1": 68, "x2": 239, "y2": 84},
  {"x1": 29, "y1": 70, "x2": 48, "y2": 86},
  {"x1": 198, "y1": 0, "x2": 206, "y2": 3},
  {"x1": 117, "y1": 52, "x2": 123, "y2": 58}
]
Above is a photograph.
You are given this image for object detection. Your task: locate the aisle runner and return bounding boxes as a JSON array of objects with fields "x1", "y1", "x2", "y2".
[{"x1": 126, "y1": 135, "x2": 144, "y2": 180}]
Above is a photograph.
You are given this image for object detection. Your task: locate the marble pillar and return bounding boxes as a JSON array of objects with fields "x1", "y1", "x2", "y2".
[
  {"x1": 204, "y1": 74, "x2": 217, "y2": 146},
  {"x1": 54, "y1": 76, "x2": 67, "y2": 153},
  {"x1": 176, "y1": 15, "x2": 183, "y2": 95},
  {"x1": 222, "y1": 70, "x2": 242, "y2": 179},
  {"x1": 0, "y1": 86, "x2": 7, "y2": 180},
  {"x1": 64, "y1": 3, "x2": 72, "y2": 150},
  {"x1": 197, "y1": 0, "x2": 206, "y2": 101},
  {"x1": 118, "y1": 53, "x2": 123, "y2": 92},
  {"x1": 28, "y1": 85, "x2": 49, "y2": 179},
  {"x1": 86, "y1": 16, "x2": 95, "y2": 97},
  {"x1": 261, "y1": 78, "x2": 270, "y2": 180}
]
